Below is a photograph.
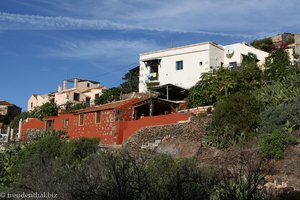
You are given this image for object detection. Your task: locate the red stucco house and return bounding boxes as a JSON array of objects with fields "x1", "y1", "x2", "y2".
[{"x1": 23, "y1": 97, "x2": 191, "y2": 144}]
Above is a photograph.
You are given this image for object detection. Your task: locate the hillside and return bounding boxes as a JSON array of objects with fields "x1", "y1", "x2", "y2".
[{"x1": 124, "y1": 115, "x2": 300, "y2": 196}]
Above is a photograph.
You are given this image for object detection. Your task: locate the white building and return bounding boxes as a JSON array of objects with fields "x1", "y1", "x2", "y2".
[
  {"x1": 139, "y1": 42, "x2": 269, "y2": 92},
  {"x1": 28, "y1": 79, "x2": 107, "y2": 111}
]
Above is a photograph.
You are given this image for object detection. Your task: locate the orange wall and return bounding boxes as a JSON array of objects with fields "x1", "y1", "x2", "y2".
[
  {"x1": 72, "y1": 109, "x2": 118, "y2": 144},
  {"x1": 23, "y1": 111, "x2": 191, "y2": 145},
  {"x1": 120, "y1": 113, "x2": 191, "y2": 144},
  {"x1": 21, "y1": 118, "x2": 45, "y2": 141}
]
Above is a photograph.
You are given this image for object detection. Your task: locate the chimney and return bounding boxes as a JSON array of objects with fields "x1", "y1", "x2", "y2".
[
  {"x1": 63, "y1": 80, "x2": 67, "y2": 90},
  {"x1": 74, "y1": 79, "x2": 78, "y2": 88},
  {"x1": 58, "y1": 85, "x2": 62, "y2": 92}
]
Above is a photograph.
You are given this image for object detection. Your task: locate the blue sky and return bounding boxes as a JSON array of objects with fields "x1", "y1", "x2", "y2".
[{"x1": 0, "y1": 0, "x2": 299, "y2": 111}]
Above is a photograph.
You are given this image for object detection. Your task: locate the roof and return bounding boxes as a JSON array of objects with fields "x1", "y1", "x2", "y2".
[
  {"x1": 132, "y1": 97, "x2": 179, "y2": 107},
  {"x1": 58, "y1": 88, "x2": 78, "y2": 94},
  {"x1": 66, "y1": 78, "x2": 100, "y2": 84},
  {"x1": 0, "y1": 101, "x2": 20, "y2": 108},
  {"x1": 0, "y1": 101, "x2": 14, "y2": 106},
  {"x1": 82, "y1": 86, "x2": 108, "y2": 93},
  {"x1": 75, "y1": 98, "x2": 141, "y2": 114},
  {"x1": 140, "y1": 41, "x2": 223, "y2": 56}
]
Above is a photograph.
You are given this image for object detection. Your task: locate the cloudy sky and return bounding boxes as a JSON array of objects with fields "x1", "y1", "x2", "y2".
[{"x1": 1, "y1": 0, "x2": 299, "y2": 110}]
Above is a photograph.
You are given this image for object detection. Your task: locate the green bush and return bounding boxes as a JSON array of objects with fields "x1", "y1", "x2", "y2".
[
  {"x1": 259, "y1": 128, "x2": 296, "y2": 159},
  {"x1": 207, "y1": 92, "x2": 262, "y2": 148},
  {"x1": 259, "y1": 104, "x2": 289, "y2": 134},
  {"x1": 259, "y1": 97, "x2": 300, "y2": 134}
]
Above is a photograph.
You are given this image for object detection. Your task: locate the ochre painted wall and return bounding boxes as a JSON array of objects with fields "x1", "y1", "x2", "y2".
[
  {"x1": 21, "y1": 118, "x2": 45, "y2": 141},
  {"x1": 120, "y1": 113, "x2": 191, "y2": 143}
]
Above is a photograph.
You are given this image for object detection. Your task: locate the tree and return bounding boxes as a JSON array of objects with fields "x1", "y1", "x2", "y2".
[
  {"x1": 30, "y1": 102, "x2": 59, "y2": 119},
  {"x1": 120, "y1": 67, "x2": 139, "y2": 93},
  {"x1": 9, "y1": 112, "x2": 30, "y2": 129},
  {"x1": 188, "y1": 68, "x2": 236, "y2": 107},
  {"x1": 264, "y1": 48, "x2": 294, "y2": 82},
  {"x1": 232, "y1": 53, "x2": 263, "y2": 92},
  {"x1": 94, "y1": 87, "x2": 121, "y2": 105},
  {"x1": 207, "y1": 92, "x2": 262, "y2": 148},
  {"x1": 251, "y1": 38, "x2": 274, "y2": 53}
]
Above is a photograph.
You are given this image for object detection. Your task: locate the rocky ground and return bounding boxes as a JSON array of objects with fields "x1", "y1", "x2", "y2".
[{"x1": 124, "y1": 115, "x2": 300, "y2": 198}]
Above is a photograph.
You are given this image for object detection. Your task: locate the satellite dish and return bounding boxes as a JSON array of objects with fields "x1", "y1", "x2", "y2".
[{"x1": 225, "y1": 46, "x2": 234, "y2": 58}]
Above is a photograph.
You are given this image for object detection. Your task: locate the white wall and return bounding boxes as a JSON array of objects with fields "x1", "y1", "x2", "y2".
[
  {"x1": 139, "y1": 42, "x2": 223, "y2": 92},
  {"x1": 83, "y1": 88, "x2": 105, "y2": 104},
  {"x1": 223, "y1": 43, "x2": 269, "y2": 67},
  {"x1": 27, "y1": 94, "x2": 52, "y2": 111},
  {"x1": 139, "y1": 42, "x2": 269, "y2": 93},
  {"x1": 76, "y1": 81, "x2": 100, "y2": 92}
]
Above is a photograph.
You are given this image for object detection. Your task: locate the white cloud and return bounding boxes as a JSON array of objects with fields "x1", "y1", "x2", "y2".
[
  {"x1": 0, "y1": 12, "x2": 252, "y2": 38},
  {"x1": 44, "y1": 39, "x2": 162, "y2": 60},
  {"x1": 30, "y1": 0, "x2": 299, "y2": 37}
]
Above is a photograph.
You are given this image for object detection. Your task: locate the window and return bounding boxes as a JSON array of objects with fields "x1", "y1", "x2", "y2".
[
  {"x1": 95, "y1": 111, "x2": 101, "y2": 124},
  {"x1": 79, "y1": 114, "x2": 84, "y2": 126},
  {"x1": 63, "y1": 119, "x2": 69, "y2": 129},
  {"x1": 74, "y1": 93, "x2": 80, "y2": 101},
  {"x1": 199, "y1": 61, "x2": 203, "y2": 66},
  {"x1": 229, "y1": 62, "x2": 237, "y2": 69},
  {"x1": 176, "y1": 61, "x2": 183, "y2": 70},
  {"x1": 95, "y1": 94, "x2": 100, "y2": 99},
  {"x1": 87, "y1": 83, "x2": 90, "y2": 87},
  {"x1": 31, "y1": 102, "x2": 33, "y2": 109}
]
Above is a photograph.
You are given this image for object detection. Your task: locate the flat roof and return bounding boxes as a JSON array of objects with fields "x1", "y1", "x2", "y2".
[{"x1": 140, "y1": 41, "x2": 223, "y2": 56}]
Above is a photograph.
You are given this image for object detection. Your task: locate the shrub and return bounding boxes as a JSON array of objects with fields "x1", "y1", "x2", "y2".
[
  {"x1": 259, "y1": 97, "x2": 300, "y2": 134},
  {"x1": 259, "y1": 128, "x2": 296, "y2": 159},
  {"x1": 207, "y1": 92, "x2": 262, "y2": 148}
]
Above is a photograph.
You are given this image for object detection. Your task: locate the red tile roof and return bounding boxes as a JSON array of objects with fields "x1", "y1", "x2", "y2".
[
  {"x1": 0, "y1": 101, "x2": 14, "y2": 106},
  {"x1": 75, "y1": 98, "x2": 141, "y2": 114}
]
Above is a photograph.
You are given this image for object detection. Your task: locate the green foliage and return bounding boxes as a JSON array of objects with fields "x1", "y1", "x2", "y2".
[
  {"x1": 120, "y1": 67, "x2": 139, "y2": 93},
  {"x1": 9, "y1": 111, "x2": 30, "y2": 129},
  {"x1": 188, "y1": 68, "x2": 236, "y2": 107},
  {"x1": 259, "y1": 104, "x2": 290, "y2": 134},
  {"x1": 251, "y1": 38, "x2": 274, "y2": 53},
  {"x1": 264, "y1": 48, "x2": 294, "y2": 82},
  {"x1": 259, "y1": 128, "x2": 296, "y2": 159},
  {"x1": 188, "y1": 59, "x2": 263, "y2": 108},
  {"x1": 233, "y1": 54, "x2": 263, "y2": 92},
  {"x1": 30, "y1": 102, "x2": 59, "y2": 119},
  {"x1": 207, "y1": 92, "x2": 262, "y2": 148},
  {"x1": 256, "y1": 74, "x2": 300, "y2": 108},
  {"x1": 10, "y1": 103, "x2": 58, "y2": 129},
  {"x1": 60, "y1": 138, "x2": 99, "y2": 166},
  {"x1": 211, "y1": 152, "x2": 264, "y2": 200},
  {"x1": 241, "y1": 53, "x2": 259, "y2": 67},
  {"x1": 0, "y1": 142, "x2": 22, "y2": 189},
  {"x1": 0, "y1": 134, "x2": 272, "y2": 199},
  {"x1": 94, "y1": 87, "x2": 121, "y2": 105},
  {"x1": 65, "y1": 102, "x2": 89, "y2": 113},
  {"x1": 144, "y1": 154, "x2": 216, "y2": 200}
]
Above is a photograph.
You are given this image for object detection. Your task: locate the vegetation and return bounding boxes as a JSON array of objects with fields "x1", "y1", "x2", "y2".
[
  {"x1": 188, "y1": 53, "x2": 262, "y2": 107},
  {"x1": 94, "y1": 87, "x2": 121, "y2": 105},
  {"x1": 206, "y1": 92, "x2": 262, "y2": 148},
  {"x1": 251, "y1": 38, "x2": 274, "y2": 53},
  {"x1": 188, "y1": 68, "x2": 236, "y2": 107},
  {"x1": 264, "y1": 48, "x2": 294, "y2": 82},
  {"x1": 0, "y1": 133, "x2": 268, "y2": 199},
  {"x1": 65, "y1": 101, "x2": 89, "y2": 112},
  {"x1": 120, "y1": 67, "x2": 139, "y2": 93},
  {"x1": 193, "y1": 47, "x2": 300, "y2": 160},
  {"x1": 259, "y1": 128, "x2": 296, "y2": 159},
  {"x1": 9, "y1": 102, "x2": 59, "y2": 129}
]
